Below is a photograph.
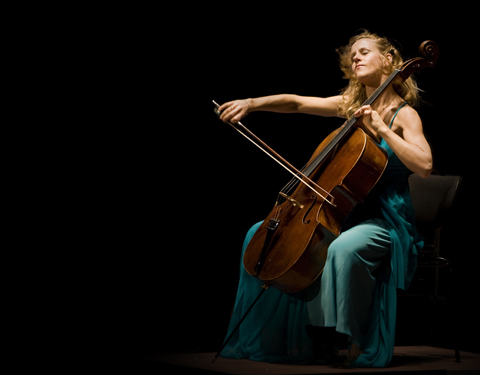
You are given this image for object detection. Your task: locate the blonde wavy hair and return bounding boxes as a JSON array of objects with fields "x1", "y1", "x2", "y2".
[{"x1": 337, "y1": 30, "x2": 421, "y2": 118}]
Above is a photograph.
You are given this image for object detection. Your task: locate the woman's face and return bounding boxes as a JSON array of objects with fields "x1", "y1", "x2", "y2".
[{"x1": 350, "y1": 38, "x2": 390, "y2": 86}]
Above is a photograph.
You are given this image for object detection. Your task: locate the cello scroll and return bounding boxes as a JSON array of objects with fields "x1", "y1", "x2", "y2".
[{"x1": 398, "y1": 40, "x2": 439, "y2": 81}]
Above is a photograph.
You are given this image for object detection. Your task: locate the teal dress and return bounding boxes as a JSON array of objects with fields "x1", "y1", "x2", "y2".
[{"x1": 220, "y1": 103, "x2": 424, "y2": 367}]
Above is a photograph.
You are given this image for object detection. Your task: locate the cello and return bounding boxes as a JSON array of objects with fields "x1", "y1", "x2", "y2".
[
  {"x1": 211, "y1": 40, "x2": 439, "y2": 363},
  {"x1": 214, "y1": 40, "x2": 439, "y2": 294}
]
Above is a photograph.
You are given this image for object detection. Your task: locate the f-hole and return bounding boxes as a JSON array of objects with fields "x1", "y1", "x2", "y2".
[{"x1": 303, "y1": 195, "x2": 317, "y2": 224}]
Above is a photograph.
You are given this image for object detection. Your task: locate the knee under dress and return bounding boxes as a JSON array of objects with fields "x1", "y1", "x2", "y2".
[{"x1": 220, "y1": 103, "x2": 424, "y2": 367}]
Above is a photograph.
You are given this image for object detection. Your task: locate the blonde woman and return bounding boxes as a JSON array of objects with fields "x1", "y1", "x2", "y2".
[{"x1": 218, "y1": 30, "x2": 432, "y2": 368}]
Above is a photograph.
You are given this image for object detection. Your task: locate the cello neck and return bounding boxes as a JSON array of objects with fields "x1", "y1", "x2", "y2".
[{"x1": 303, "y1": 69, "x2": 402, "y2": 177}]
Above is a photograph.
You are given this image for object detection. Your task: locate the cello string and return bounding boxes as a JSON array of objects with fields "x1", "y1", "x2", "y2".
[
  {"x1": 227, "y1": 121, "x2": 336, "y2": 207},
  {"x1": 281, "y1": 162, "x2": 309, "y2": 196}
]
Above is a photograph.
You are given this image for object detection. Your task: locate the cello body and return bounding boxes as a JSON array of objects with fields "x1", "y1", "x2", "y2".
[{"x1": 243, "y1": 127, "x2": 388, "y2": 293}]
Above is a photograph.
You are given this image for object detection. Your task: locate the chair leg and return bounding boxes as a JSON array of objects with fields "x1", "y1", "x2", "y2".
[{"x1": 443, "y1": 258, "x2": 461, "y2": 363}]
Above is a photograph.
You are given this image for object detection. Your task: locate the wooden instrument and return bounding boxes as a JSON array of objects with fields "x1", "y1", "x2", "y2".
[{"x1": 214, "y1": 40, "x2": 439, "y2": 294}]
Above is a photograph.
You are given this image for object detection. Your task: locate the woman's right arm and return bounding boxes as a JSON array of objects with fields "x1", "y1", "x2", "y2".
[{"x1": 218, "y1": 94, "x2": 343, "y2": 124}]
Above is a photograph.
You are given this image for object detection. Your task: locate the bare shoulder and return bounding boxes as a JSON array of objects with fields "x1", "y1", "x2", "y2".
[
  {"x1": 394, "y1": 105, "x2": 422, "y2": 131},
  {"x1": 397, "y1": 105, "x2": 421, "y2": 124},
  {"x1": 393, "y1": 104, "x2": 427, "y2": 143}
]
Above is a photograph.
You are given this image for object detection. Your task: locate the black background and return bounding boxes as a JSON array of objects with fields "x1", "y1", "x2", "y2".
[{"x1": 84, "y1": 7, "x2": 479, "y2": 362}]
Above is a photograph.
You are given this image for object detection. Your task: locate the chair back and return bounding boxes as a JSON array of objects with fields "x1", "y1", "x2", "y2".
[{"x1": 408, "y1": 174, "x2": 462, "y2": 244}]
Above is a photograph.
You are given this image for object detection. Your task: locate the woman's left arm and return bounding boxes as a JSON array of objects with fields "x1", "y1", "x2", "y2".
[{"x1": 355, "y1": 105, "x2": 433, "y2": 178}]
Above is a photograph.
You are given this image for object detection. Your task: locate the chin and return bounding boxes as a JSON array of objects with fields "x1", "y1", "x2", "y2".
[{"x1": 355, "y1": 75, "x2": 369, "y2": 85}]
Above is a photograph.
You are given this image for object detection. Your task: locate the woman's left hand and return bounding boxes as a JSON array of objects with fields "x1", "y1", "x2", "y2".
[{"x1": 354, "y1": 105, "x2": 388, "y2": 135}]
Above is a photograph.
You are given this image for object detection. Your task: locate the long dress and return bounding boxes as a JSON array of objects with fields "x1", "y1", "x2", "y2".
[{"x1": 220, "y1": 103, "x2": 424, "y2": 367}]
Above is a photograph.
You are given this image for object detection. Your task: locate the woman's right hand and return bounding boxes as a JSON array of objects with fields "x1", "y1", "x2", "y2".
[{"x1": 218, "y1": 99, "x2": 251, "y2": 124}]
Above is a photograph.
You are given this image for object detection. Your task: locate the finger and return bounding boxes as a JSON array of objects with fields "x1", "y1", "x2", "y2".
[
  {"x1": 357, "y1": 105, "x2": 373, "y2": 117},
  {"x1": 225, "y1": 104, "x2": 237, "y2": 115},
  {"x1": 219, "y1": 103, "x2": 232, "y2": 118},
  {"x1": 230, "y1": 112, "x2": 243, "y2": 124},
  {"x1": 354, "y1": 108, "x2": 364, "y2": 118},
  {"x1": 221, "y1": 106, "x2": 238, "y2": 123},
  {"x1": 218, "y1": 101, "x2": 233, "y2": 112}
]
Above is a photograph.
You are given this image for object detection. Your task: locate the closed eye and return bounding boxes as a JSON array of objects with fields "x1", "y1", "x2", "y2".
[{"x1": 351, "y1": 48, "x2": 370, "y2": 62}]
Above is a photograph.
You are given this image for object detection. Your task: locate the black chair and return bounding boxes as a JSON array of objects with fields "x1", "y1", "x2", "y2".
[{"x1": 406, "y1": 173, "x2": 462, "y2": 363}]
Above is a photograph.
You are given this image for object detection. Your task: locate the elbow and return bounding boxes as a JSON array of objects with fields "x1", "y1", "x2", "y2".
[
  {"x1": 419, "y1": 162, "x2": 433, "y2": 179},
  {"x1": 419, "y1": 169, "x2": 432, "y2": 179},
  {"x1": 290, "y1": 95, "x2": 302, "y2": 113},
  {"x1": 411, "y1": 159, "x2": 432, "y2": 179}
]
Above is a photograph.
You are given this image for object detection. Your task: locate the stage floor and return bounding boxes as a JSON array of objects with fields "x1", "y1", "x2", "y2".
[{"x1": 138, "y1": 346, "x2": 480, "y2": 374}]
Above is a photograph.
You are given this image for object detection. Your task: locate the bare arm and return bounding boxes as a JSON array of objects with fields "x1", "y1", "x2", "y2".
[
  {"x1": 355, "y1": 105, "x2": 433, "y2": 178},
  {"x1": 219, "y1": 94, "x2": 343, "y2": 124}
]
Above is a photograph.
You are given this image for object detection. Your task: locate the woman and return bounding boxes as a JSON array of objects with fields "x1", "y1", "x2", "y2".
[{"x1": 218, "y1": 30, "x2": 432, "y2": 368}]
